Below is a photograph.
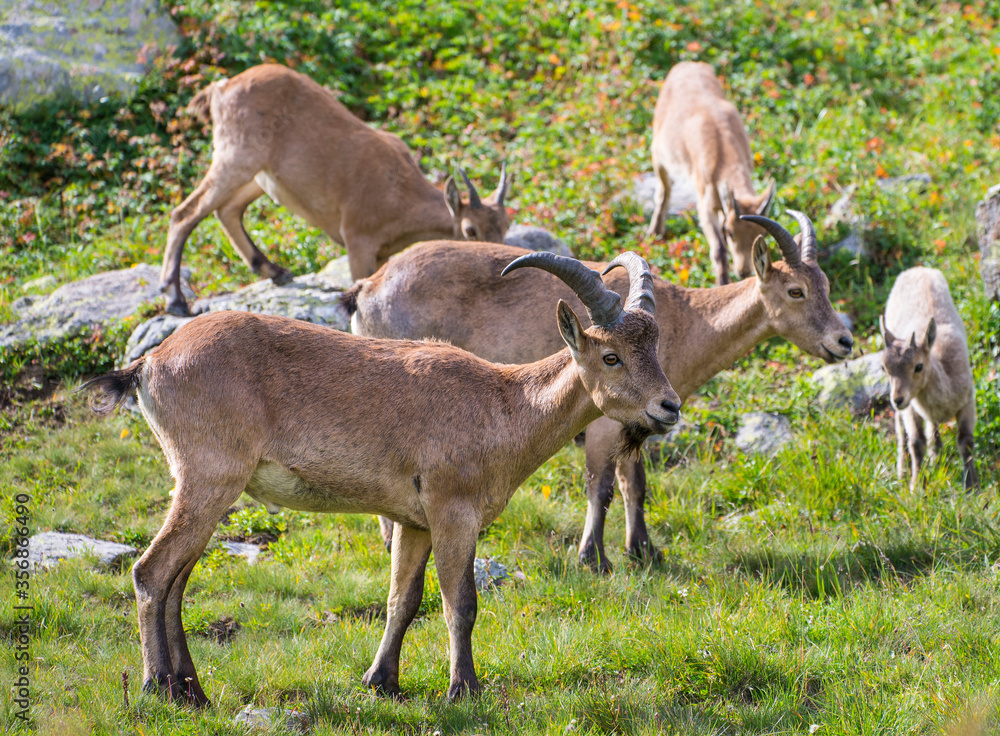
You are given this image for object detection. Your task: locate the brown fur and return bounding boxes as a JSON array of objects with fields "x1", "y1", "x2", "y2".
[
  {"x1": 647, "y1": 62, "x2": 776, "y2": 284},
  {"x1": 351, "y1": 238, "x2": 853, "y2": 571},
  {"x1": 160, "y1": 64, "x2": 511, "y2": 315},
  {"x1": 83, "y1": 291, "x2": 678, "y2": 705}
]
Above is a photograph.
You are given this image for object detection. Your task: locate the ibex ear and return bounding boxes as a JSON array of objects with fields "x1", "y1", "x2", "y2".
[
  {"x1": 718, "y1": 182, "x2": 734, "y2": 219},
  {"x1": 924, "y1": 317, "x2": 936, "y2": 349},
  {"x1": 492, "y1": 162, "x2": 512, "y2": 206},
  {"x1": 751, "y1": 235, "x2": 771, "y2": 282},
  {"x1": 879, "y1": 314, "x2": 891, "y2": 343},
  {"x1": 757, "y1": 179, "x2": 776, "y2": 216},
  {"x1": 556, "y1": 300, "x2": 587, "y2": 356},
  {"x1": 444, "y1": 176, "x2": 462, "y2": 218}
]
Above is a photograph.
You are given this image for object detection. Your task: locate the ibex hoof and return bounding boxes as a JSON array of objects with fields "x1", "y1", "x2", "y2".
[
  {"x1": 164, "y1": 299, "x2": 192, "y2": 317},
  {"x1": 446, "y1": 677, "x2": 481, "y2": 702},
  {"x1": 362, "y1": 666, "x2": 400, "y2": 699},
  {"x1": 269, "y1": 267, "x2": 294, "y2": 285},
  {"x1": 578, "y1": 545, "x2": 613, "y2": 575},
  {"x1": 626, "y1": 540, "x2": 663, "y2": 565}
]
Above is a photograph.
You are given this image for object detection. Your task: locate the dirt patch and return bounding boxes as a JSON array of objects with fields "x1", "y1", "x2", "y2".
[{"x1": 203, "y1": 615, "x2": 241, "y2": 644}]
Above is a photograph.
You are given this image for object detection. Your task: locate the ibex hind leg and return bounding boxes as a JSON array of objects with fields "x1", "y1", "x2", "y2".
[
  {"x1": 216, "y1": 180, "x2": 292, "y2": 285},
  {"x1": 133, "y1": 474, "x2": 246, "y2": 704},
  {"x1": 956, "y1": 399, "x2": 979, "y2": 490},
  {"x1": 163, "y1": 156, "x2": 262, "y2": 315},
  {"x1": 646, "y1": 166, "x2": 672, "y2": 238},
  {"x1": 580, "y1": 418, "x2": 621, "y2": 574},
  {"x1": 377, "y1": 515, "x2": 395, "y2": 554},
  {"x1": 617, "y1": 456, "x2": 662, "y2": 565}
]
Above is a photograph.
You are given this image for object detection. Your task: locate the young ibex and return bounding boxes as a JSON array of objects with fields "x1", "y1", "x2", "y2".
[
  {"x1": 880, "y1": 267, "x2": 978, "y2": 490},
  {"x1": 647, "y1": 61, "x2": 776, "y2": 285},
  {"x1": 347, "y1": 211, "x2": 853, "y2": 571},
  {"x1": 162, "y1": 63, "x2": 511, "y2": 315},
  {"x1": 83, "y1": 252, "x2": 679, "y2": 704}
]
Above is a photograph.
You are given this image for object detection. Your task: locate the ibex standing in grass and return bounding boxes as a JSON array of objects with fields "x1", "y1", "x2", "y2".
[
  {"x1": 347, "y1": 211, "x2": 854, "y2": 571},
  {"x1": 83, "y1": 252, "x2": 679, "y2": 704},
  {"x1": 162, "y1": 63, "x2": 511, "y2": 315},
  {"x1": 880, "y1": 267, "x2": 978, "y2": 490},
  {"x1": 647, "y1": 61, "x2": 776, "y2": 285}
]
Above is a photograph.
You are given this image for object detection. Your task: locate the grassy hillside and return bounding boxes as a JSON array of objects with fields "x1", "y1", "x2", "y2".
[{"x1": 2, "y1": 1, "x2": 999, "y2": 734}]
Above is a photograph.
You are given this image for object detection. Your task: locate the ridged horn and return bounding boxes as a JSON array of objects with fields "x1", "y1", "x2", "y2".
[
  {"x1": 786, "y1": 209, "x2": 817, "y2": 262},
  {"x1": 494, "y1": 162, "x2": 508, "y2": 206},
  {"x1": 738, "y1": 213, "x2": 801, "y2": 267},
  {"x1": 501, "y1": 252, "x2": 624, "y2": 327},
  {"x1": 602, "y1": 252, "x2": 655, "y2": 316},
  {"x1": 459, "y1": 168, "x2": 483, "y2": 209}
]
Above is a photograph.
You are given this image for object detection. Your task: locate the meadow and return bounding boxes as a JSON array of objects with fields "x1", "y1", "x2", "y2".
[{"x1": 2, "y1": 1, "x2": 1000, "y2": 734}]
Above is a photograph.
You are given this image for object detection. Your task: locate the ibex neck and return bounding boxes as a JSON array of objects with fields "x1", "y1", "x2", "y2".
[
  {"x1": 502, "y1": 351, "x2": 602, "y2": 479},
  {"x1": 669, "y1": 278, "x2": 774, "y2": 400}
]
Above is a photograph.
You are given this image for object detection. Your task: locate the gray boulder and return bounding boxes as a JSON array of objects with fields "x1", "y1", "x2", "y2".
[
  {"x1": 1, "y1": 264, "x2": 192, "y2": 349},
  {"x1": 629, "y1": 171, "x2": 698, "y2": 218},
  {"x1": 317, "y1": 254, "x2": 354, "y2": 289},
  {"x1": 122, "y1": 270, "x2": 350, "y2": 363},
  {"x1": 26, "y1": 531, "x2": 137, "y2": 570},
  {"x1": 474, "y1": 558, "x2": 509, "y2": 591},
  {"x1": 734, "y1": 412, "x2": 792, "y2": 456},
  {"x1": 221, "y1": 541, "x2": 261, "y2": 565},
  {"x1": 0, "y1": 0, "x2": 178, "y2": 109},
  {"x1": 976, "y1": 182, "x2": 1000, "y2": 299},
  {"x1": 811, "y1": 351, "x2": 889, "y2": 417},
  {"x1": 504, "y1": 224, "x2": 574, "y2": 257}
]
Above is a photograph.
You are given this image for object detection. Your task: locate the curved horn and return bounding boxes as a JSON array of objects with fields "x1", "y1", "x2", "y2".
[
  {"x1": 495, "y1": 162, "x2": 508, "y2": 206},
  {"x1": 785, "y1": 209, "x2": 817, "y2": 262},
  {"x1": 502, "y1": 252, "x2": 623, "y2": 327},
  {"x1": 739, "y1": 213, "x2": 801, "y2": 267},
  {"x1": 602, "y1": 252, "x2": 655, "y2": 316},
  {"x1": 459, "y1": 168, "x2": 483, "y2": 209}
]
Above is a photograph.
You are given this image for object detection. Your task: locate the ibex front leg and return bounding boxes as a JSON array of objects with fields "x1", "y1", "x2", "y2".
[{"x1": 363, "y1": 523, "x2": 432, "y2": 697}]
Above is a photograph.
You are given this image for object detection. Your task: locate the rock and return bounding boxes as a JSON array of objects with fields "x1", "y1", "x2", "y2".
[
  {"x1": 222, "y1": 541, "x2": 261, "y2": 565},
  {"x1": 317, "y1": 254, "x2": 354, "y2": 289},
  {"x1": 734, "y1": 412, "x2": 792, "y2": 456},
  {"x1": 504, "y1": 224, "x2": 574, "y2": 257},
  {"x1": 0, "y1": 264, "x2": 192, "y2": 350},
  {"x1": 976, "y1": 182, "x2": 1000, "y2": 299},
  {"x1": 832, "y1": 229, "x2": 866, "y2": 258},
  {"x1": 629, "y1": 171, "x2": 698, "y2": 218},
  {"x1": 474, "y1": 558, "x2": 509, "y2": 590},
  {"x1": 824, "y1": 185, "x2": 862, "y2": 230},
  {"x1": 233, "y1": 706, "x2": 309, "y2": 733},
  {"x1": 26, "y1": 531, "x2": 137, "y2": 570},
  {"x1": 0, "y1": 0, "x2": 179, "y2": 110},
  {"x1": 811, "y1": 351, "x2": 889, "y2": 417},
  {"x1": 875, "y1": 173, "x2": 931, "y2": 192},
  {"x1": 121, "y1": 271, "x2": 350, "y2": 363}
]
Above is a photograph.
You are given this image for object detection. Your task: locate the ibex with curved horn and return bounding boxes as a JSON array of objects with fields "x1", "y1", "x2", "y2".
[
  {"x1": 647, "y1": 61, "x2": 776, "y2": 285},
  {"x1": 347, "y1": 211, "x2": 853, "y2": 571},
  {"x1": 162, "y1": 63, "x2": 511, "y2": 315},
  {"x1": 83, "y1": 252, "x2": 679, "y2": 704}
]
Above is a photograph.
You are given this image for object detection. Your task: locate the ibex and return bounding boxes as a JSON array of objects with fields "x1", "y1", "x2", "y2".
[
  {"x1": 347, "y1": 211, "x2": 854, "y2": 571},
  {"x1": 880, "y1": 267, "x2": 978, "y2": 490},
  {"x1": 82, "y1": 252, "x2": 679, "y2": 704},
  {"x1": 647, "y1": 61, "x2": 776, "y2": 285},
  {"x1": 161, "y1": 63, "x2": 511, "y2": 315}
]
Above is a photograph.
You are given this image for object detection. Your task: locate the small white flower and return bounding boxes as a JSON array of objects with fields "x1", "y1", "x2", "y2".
[
  {"x1": 678, "y1": 586, "x2": 689, "y2": 598},
  {"x1": 809, "y1": 725, "x2": 820, "y2": 734}
]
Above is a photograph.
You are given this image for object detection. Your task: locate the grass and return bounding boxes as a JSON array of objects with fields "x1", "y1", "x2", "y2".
[{"x1": 1, "y1": 0, "x2": 1000, "y2": 733}]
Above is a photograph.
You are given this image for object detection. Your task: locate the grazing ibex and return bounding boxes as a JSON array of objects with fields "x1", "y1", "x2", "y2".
[
  {"x1": 647, "y1": 61, "x2": 776, "y2": 285},
  {"x1": 83, "y1": 252, "x2": 679, "y2": 704},
  {"x1": 880, "y1": 267, "x2": 978, "y2": 490},
  {"x1": 162, "y1": 63, "x2": 511, "y2": 315},
  {"x1": 348, "y1": 211, "x2": 853, "y2": 571}
]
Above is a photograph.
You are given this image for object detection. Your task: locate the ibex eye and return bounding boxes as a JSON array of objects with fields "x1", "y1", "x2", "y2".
[
  {"x1": 914, "y1": 363, "x2": 923, "y2": 373},
  {"x1": 603, "y1": 354, "x2": 620, "y2": 366},
  {"x1": 788, "y1": 288, "x2": 804, "y2": 299}
]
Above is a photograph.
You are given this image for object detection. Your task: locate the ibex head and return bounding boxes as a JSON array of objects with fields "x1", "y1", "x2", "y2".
[
  {"x1": 719, "y1": 180, "x2": 776, "y2": 278},
  {"x1": 502, "y1": 251, "x2": 680, "y2": 457},
  {"x1": 445, "y1": 165, "x2": 512, "y2": 243},
  {"x1": 739, "y1": 210, "x2": 854, "y2": 364},
  {"x1": 880, "y1": 316, "x2": 936, "y2": 410}
]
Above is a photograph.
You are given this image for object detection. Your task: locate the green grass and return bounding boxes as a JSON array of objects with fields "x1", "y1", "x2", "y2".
[{"x1": 2, "y1": 0, "x2": 1000, "y2": 733}]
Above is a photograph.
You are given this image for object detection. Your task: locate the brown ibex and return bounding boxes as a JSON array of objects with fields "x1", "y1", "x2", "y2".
[
  {"x1": 880, "y1": 267, "x2": 978, "y2": 490},
  {"x1": 347, "y1": 211, "x2": 853, "y2": 571},
  {"x1": 83, "y1": 252, "x2": 679, "y2": 704},
  {"x1": 162, "y1": 63, "x2": 511, "y2": 315},
  {"x1": 647, "y1": 61, "x2": 776, "y2": 285}
]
